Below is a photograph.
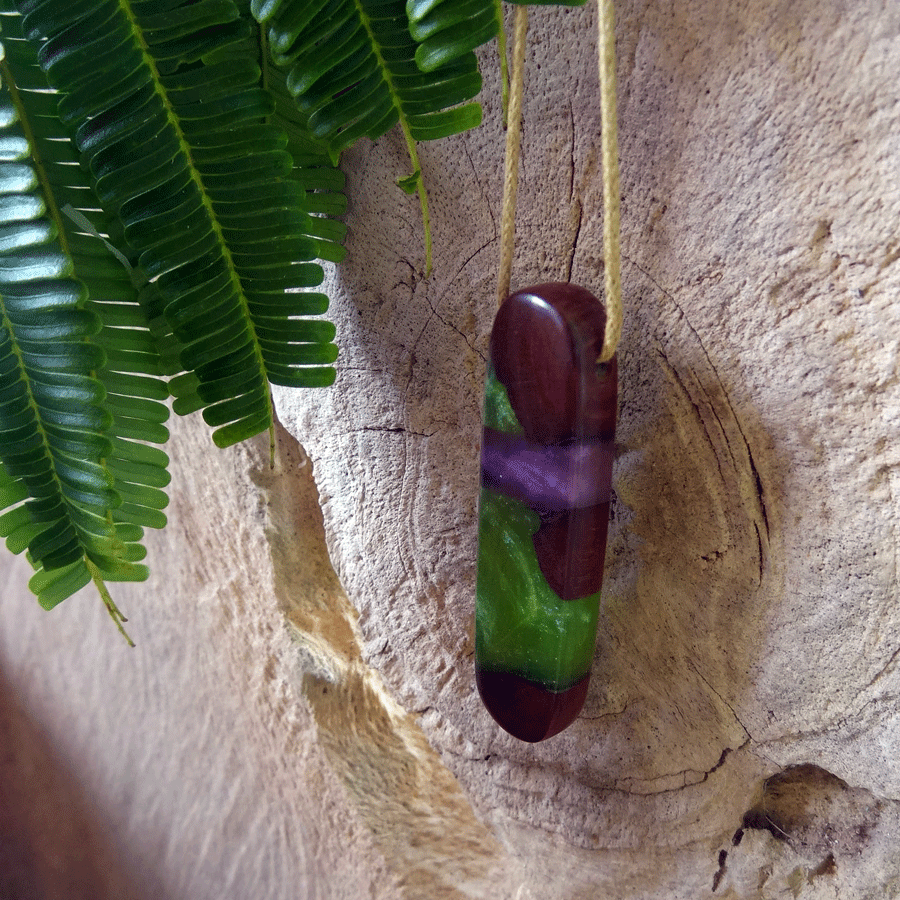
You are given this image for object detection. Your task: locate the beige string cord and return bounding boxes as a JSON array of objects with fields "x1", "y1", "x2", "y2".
[
  {"x1": 496, "y1": 0, "x2": 623, "y2": 362},
  {"x1": 496, "y1": 6, "x2": 528, "y2": 307},
  {"x1": 596, "y1": 0, "x2": 622, "y2": 361}
]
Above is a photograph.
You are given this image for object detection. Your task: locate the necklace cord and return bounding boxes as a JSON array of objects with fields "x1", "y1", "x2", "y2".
[
  {"x1": 597, "y1": 0, "x2": 622, "y2": 361},
  {"x1": 496, "y1": 0, "x2": 623, "y2": 361},
  {"x1": 497, "y1": 5, "x2": 528, "y2": 307}
]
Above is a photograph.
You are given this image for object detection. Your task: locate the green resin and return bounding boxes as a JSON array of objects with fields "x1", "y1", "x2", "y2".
[
  {"x1": 483, "y1": 365, "x2": 523, "y2": 435},
  {"x1": 475, "y1": 489, "x2": 600, "y2": 691}
]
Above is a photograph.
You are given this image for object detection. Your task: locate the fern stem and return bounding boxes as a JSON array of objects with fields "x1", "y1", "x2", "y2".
[
  {"x1": 119, "y1": 1, "x2": 278, "y2": 437},
  {"x1": 420, "y1": 175, "x2": 433, "y2": 277},
  {"x1": 0, "y1": 56, "x2": 72, "y2": 261},
  {"x1": 399, "y1": 125, "x2": 433, "y2": 276},
  {"x1": 258, "y1": 14, "x2": 270, "y2": 96},
  {"x1": 344, "y1": 0, "x2": 433, "y2": 273},
  {"x1": 86, "y1": 558, "x2": 135, "y2": 647}
]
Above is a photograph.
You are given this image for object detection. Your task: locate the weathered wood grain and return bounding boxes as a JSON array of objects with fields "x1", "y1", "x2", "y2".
[
  {"x1": 3, "y1": 2, "x2": 900, "y2": 898},
  {"x1": 275, "y1": 1, "x2": 900, "y2": 895}
]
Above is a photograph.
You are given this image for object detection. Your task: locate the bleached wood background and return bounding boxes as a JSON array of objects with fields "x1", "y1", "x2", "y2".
[{"x1": 3, "y1": 1, "x2": 900, "y2": 897}]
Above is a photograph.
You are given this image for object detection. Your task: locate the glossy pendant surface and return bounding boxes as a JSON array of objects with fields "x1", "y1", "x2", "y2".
[{"x1": 475, "y1": 283, "x2": 617, "y2": 742}]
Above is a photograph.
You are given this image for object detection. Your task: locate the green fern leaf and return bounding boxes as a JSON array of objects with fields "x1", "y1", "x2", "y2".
[
  {"x1": 406, "y1": 0, "x2": 499, "y2": 73},
  {"x1": 0, "y1": 121, "x2": 133, "y2": 615},
  {"x1": 4, "y1": 12, "x2": 170, "y2": 523},
  {"x1": 254, "y1": 0, "x2": 484, "y2": 271},
  {"x1": 217, "y1": 5, "x2": 350, "y2": 268},
  {"x1": 16, "y1": 0, "x2": 338, "y2": 447},
  {"x1": 0, "y1": 7, "x2": 178, "y2": 632},
  {"x1": 264, "y1": 59, "x2": 348, "y2": 264},
  {"x1": 260, "y1": 0, "x2": 483, "y2": 148}
]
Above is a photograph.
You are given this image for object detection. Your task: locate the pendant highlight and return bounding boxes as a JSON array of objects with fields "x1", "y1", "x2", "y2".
[{"x1": 475, "y1": 283, "x2": 617, "y2": 742}]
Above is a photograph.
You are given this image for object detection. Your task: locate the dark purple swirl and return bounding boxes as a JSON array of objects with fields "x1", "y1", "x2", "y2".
[{"x1": 480, "y1": 427, "x2": 614, "y2": 511}]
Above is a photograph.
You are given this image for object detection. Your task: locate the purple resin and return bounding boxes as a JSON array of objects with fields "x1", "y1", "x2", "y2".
[{"x1": 481, "y1": 427, "x2": 614, "y2": 512}]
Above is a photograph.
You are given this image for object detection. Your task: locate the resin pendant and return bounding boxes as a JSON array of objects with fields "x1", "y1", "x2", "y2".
[{"x1": 475, "y1": 283, "x2": 617, "y2": 742}]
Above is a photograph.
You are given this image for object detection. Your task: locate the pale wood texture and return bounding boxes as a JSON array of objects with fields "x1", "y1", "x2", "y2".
[
  {"x1": 2, "y1": 1, "x2": 900, "y2": 898},
  {"x1": 274, "y1": 0, "x2": 900, "y2": 895},
  {"x1": 0, "y1": 416, "x2": 406, "y2": 899}
]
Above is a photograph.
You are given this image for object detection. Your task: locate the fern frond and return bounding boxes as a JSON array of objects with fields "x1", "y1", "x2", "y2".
[
  {"x1": 0, "y1": 56, "x2": 149, "y2": 624},
  {"x1": 253, "y1": 0, "x2": 483, "y2": 271},
  {"x1": 3, "y1": 8, "x2": 171, "y2": 539},
  {"x1": 0, "y1": 9, "x2": 182, "y2": 632},
  {"x1": 258, "y1": 0, "x2": 483, "y2": 147},
  {"x1": 406, "y1": 0, "x2": 499, "y2": 73},
  {"x1": 17, "y1": 0, "x2": 338, "y2": 447},
  {"x1": 222, "y1": 6, "x2": 350, "y2": 266}
]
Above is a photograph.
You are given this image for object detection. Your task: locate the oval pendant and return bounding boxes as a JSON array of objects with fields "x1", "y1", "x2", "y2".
[{"x1": 475, "y1": 283, "x2": 617, "y2": 742}]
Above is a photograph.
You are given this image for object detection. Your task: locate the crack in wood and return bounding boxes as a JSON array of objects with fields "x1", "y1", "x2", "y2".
[
  {"x1": 632, "y1": 253, "x2": 770, "y2": 582},
  {"x1": 462, "y1": 138, "x2": 497, "y2": 240},
  {"x1": 578, "y1": 700, "x2": 630, "y2": 722},
  {"x1": 566, "y1": 198, "x2": 583, "y2": 284},
  {"x1": 689, "y1": 661, "x2": 753, "y2": 740},
  {"x1": 568, "y1": 101, "x2": 576, "y2": 203},
  {"x1": 426, "y1": 293, "x2": 486, "y2": 361},
  {"x1": 711, "y1": 848, "x2": 727, "y2": 892},
  {"x1": 355, "y1": 425, "x2": 435, "y2": 438},
  {"x1": 614, "y1": 739, "x2": 751, "y2": 796}
]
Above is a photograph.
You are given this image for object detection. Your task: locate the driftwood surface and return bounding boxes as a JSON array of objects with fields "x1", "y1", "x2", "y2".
[
  {"x1": 1, "y1": 1, "x2": 900, "y2": 898},
  {"x1": 274, "y1": 0, "x2": 900, "y2": 896}
]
